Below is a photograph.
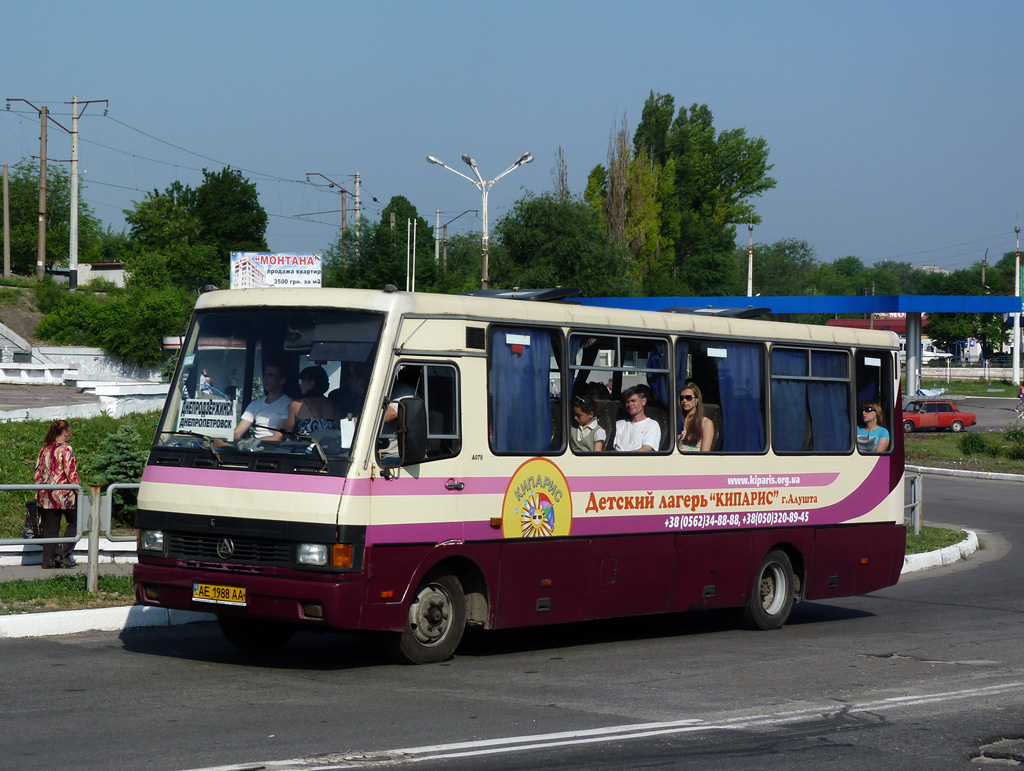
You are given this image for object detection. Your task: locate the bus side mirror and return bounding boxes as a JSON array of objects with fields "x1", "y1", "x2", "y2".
[
  {"x1": 378, "y1": 397, "x2": 428, "y2": 468},
  {"x1": 398, "y1": 397, "x2": 428, "y2": 465}
]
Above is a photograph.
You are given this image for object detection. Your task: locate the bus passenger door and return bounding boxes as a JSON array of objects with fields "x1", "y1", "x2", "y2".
[{"x1": 373, "y1": 362, "x2": 465, "y2": 543}]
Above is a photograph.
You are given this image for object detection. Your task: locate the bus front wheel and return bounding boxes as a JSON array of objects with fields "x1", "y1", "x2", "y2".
[
  {"x1": 396, "y1": 574, "x2": 466, "y2": 664},
  {"x1": 741, "y1": 550, "x2": 794, "y2": 631},
  {"x1": 217, "y1": 616, "x2": 296, "y2": 651}
]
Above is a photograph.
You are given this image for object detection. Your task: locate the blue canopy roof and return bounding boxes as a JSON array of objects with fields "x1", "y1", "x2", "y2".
[{"x1": 578, "y1": 295, "x2": 1022, "y2": 315}]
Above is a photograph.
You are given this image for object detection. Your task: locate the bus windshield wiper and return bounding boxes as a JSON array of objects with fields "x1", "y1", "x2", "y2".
[
  {"x1": 158, "y1": 430, "x2": 222, "y2": 463},
  {"x1": 278, "y1": 428, "x2": 330, "y2": 472}
]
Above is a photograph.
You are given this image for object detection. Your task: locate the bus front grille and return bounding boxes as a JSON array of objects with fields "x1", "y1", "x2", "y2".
[{"x1": 167, "y1": 534, "x2": 291, "y2": 566}]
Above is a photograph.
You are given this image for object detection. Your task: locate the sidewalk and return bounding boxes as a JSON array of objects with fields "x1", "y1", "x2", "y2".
[{"x1": 0, "y1": 558, "x2": 214, "y2": 639}]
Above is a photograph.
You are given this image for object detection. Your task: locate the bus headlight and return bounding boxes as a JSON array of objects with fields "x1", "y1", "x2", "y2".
[
  {"x1": 297, "y1": 543, "x2": 328, "y2": 566},
  {"x1": 139, "y1": 529, "x2": 164, "y2": 552}
]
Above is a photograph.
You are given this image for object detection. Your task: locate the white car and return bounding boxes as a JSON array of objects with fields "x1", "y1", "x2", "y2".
[{"x1": 899, "y1": 339, "x2": 953, "y2": 365}]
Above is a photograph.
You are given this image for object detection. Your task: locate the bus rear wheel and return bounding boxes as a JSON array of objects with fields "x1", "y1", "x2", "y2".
[
  {"x1": 741, "y1": 550, "x2": 794, "y2": 631},
  {"x1": 396, "y1": 574, "x2": 466, "y2": 664},
  {"x1": 217, "y1": 616, "x2": 296, "y2": 651}
]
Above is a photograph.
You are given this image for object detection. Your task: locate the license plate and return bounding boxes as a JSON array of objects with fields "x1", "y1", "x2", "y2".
[{"x1": 192, "y1": 582, "x2": 246, "y2": 606}]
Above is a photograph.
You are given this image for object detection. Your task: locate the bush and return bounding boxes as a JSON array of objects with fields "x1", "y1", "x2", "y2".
[
  {"x1": 33, "y1": 280, "x2": 194, "y2": 367},
  {"x1": 1005, "y1": 426, "x2": 1024, "y2": 444},
  {"x1": 81, "y1": 423, "x2": 150, "y2": 526},
  {"x1": 958, "y1": 433, "x2": 994, "y2": 456}
]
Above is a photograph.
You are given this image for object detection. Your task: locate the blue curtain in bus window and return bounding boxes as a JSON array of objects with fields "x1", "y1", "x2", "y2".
[
  {"x1": 674, "y1": 339, "x2": 690, "y2": 432},
  {"x1": 808, "y1": 351, "x2": 850, "y2": 452},
  {"x1": 490, "y1": 328, "x2": 553, "y2": 453},
  {"x1": 770, "y1": 349, "x2": 808, "y2": 453},
  {"x1": 718, "y1": 343, "x2": 766, "y2": 452},
  {"x1": 646, "y1": 344, "x2": 668, "y2": 405}
]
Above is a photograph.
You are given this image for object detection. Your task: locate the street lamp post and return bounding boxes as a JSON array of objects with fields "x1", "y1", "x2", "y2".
[
  {"x1": 426, "y1": 152, "x2": 533, "y2": 289},
  {"x1": 746, "y1": 218, "x2": 754, "y2": 298},
  {"x1": 1015, "y1": 217, "x2": 1021, "y2": 386}
]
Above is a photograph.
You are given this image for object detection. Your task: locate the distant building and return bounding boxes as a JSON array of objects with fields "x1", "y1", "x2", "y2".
[
  {"x1": 231, "y1": 255, "x2": 270, "y2": 289},
  {"x1": 919, "y1": 265, "x2": 950, "y2": 275}
]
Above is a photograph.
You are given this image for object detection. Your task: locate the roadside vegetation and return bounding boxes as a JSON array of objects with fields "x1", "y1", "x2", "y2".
[
  {"x1": 911, "y1": 378, "x2": 1019, "y2": 398},
  {"x1": 0, "y1": 574, "x2": 134, "y2": 615},
  {"x1": 0, "y1": 412, "x2": 159, "y2": 539},
  {"x1": 904, "y1": 426, "x2": 1024, "y2": 474}
]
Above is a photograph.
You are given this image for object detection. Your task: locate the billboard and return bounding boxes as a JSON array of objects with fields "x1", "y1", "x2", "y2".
[{"x1": 230, "y1": 252, "x2": 322, "y2": 289}]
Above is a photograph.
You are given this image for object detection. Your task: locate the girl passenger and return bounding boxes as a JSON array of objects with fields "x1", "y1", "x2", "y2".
[{"x1": 570, "y1": 395, "x2": 606, "y2": 452}]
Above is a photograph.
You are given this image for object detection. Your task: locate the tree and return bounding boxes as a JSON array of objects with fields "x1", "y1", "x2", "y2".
[
  {"x1": 1, "y1": 159, "x2": 104, "y2": 275},
  {"x1": 192, "y1": 167, "x2": 268, "y2": 260},
  {"x1": 329, "y1": 196, "x2": 432, "y2": 290},
  {"x1": 124, "y1": 167, "x2": 267, "y2": 288},
  {"x1": 491, "y1": 192, "x2": 634, "y2": 297},
  {"x1": 739, "y1": 239, "x2": 819, "y2": 296}
]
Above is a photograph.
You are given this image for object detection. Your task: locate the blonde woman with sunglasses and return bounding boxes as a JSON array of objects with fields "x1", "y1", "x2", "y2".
[
  {"x1": 857, "y1": 401, "x2": 890, "y2": 452},
  {"x1": 677, "y1": 382, "x2": 713, "y2": 452}
]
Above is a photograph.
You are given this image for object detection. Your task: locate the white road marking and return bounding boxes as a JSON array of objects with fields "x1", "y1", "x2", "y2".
[{"x1": 181, "y1": 681, "x2": 1024, "y2": 770}]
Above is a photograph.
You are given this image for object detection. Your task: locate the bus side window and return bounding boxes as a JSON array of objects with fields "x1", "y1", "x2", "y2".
[
  {"x1": 489, "y1": 326, "x2": 564, "y2": 455},
  {"x1": 677, "y1": 337, "x2": 766, "y2": 453},
  {"x1": 381, "y1": 362, "x2": 462, "y2": 463},
  {"x1": 854, "y1": 349, "x2": 894, "y2": 455},
  {"x1": 770, "y1": 347, "x2": 851, "y2": 454}
]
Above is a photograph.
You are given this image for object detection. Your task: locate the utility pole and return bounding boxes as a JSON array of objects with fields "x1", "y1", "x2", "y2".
[
  {"x1": 434, "y1": 210, "x2": 440, "y2": 264},
  {"x1": 37, "y1": 105, "x2": 47, "y2": 282},
  {"x1": 304, "y1": 172, "x2": 356, "y2": 265},
  {"x1": 3, "y1": 164, "x2": 9, "y2": 278},
  {"x1": 7, "y1": 97, "x2": 107, "y2": 286},
  {"x1": 353, "y1": 172, "x2": 361, "y2": 232}
]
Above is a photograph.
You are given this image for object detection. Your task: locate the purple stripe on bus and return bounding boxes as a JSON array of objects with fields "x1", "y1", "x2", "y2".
[
  {"x1": 142, "y1": 466, "x2": 346, "y2": 495},
  {"x1": 344, "y1": 471, "x2": 840, "y2": 497},
  {"x1": 143, "y1": 465, "x2": 847, "y2": 499},
  {"x1": 363, "y1": 459, "x2": 894, "y2": 544}
]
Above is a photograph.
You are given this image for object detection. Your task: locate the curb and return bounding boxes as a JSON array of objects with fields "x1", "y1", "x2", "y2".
[
  {"x1": 906, "y1": 464, "x2": 1024, "y2": 484},
  {"x1": 0, "y1": 605, "x2": 213, "y2": 639},
  {"x1": 901, "y1": 529, "x2": 978, "y2": 574}
]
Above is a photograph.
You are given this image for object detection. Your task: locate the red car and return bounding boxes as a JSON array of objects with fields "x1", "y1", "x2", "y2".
[{"x1": 902, "y1": 400, "x2": 977, "y2": 433}]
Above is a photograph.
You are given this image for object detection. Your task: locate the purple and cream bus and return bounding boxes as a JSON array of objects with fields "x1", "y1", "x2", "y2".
[{"x1": 134, "y1": 287, "x2": 906, "y2": 663}]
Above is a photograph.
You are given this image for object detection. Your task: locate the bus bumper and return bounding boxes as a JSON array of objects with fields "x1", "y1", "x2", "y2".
[{"x1": 133, "y1": 562, "x2": 365, "y2": 630}]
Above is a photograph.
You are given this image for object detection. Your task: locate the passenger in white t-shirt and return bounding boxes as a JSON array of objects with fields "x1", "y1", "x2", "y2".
[
  {"x1": 234, "y1": 364, "x2": 291, "y2": 441},
  {"x1": 613, "y1": 386, "x2": 661, "y2": 452}
]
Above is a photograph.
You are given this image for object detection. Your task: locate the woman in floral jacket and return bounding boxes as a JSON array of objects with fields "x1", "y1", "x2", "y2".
[{"x1": 34, "y1": 419, "x2": 79, "y2": 569}]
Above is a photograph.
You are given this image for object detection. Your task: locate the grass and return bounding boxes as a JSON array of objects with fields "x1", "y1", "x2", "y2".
[
  {"x1": 910, "y1": 378, "x2": 1018, "y2": 398},
  {"x1": 0, "y1": 574, "x2": 135, "y2": 615},
  {"x1": 904, "y1": 429, "x2": 1024, "y2": 474},
  {"x1": 905, "y1": 525, "x2": 966, "y2": 554}
]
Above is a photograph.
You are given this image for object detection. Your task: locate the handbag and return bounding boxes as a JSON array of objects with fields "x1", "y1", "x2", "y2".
[{"x1": 23, "y1": 501, "x2": 40, "y2": 539}]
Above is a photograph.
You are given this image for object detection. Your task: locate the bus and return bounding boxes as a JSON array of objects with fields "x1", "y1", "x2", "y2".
[{"x1": 134, "y1": 287, "x2": 906, "y2": 663}]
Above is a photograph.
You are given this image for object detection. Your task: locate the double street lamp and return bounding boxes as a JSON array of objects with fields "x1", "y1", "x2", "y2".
[{"x1": 426, "y1": 152, "x2": 533, "y2": 289}]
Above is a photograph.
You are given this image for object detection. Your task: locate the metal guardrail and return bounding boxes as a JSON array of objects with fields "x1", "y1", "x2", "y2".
[
  {"x1": 2, "y1": 482, "x2": 139, "y2": 592},
  {"x1": 905, "y1": 472, "x2": 923, "y2": 536}
]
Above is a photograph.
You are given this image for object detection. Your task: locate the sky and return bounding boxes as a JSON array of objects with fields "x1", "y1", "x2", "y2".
[{"x1": 3, "y1": 1, "x2": 1023, "y2": 275}]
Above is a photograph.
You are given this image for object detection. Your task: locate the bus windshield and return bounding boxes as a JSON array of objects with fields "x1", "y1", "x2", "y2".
[{"x1": 156, "y1": 307, "x2": 384, "y2": 459}]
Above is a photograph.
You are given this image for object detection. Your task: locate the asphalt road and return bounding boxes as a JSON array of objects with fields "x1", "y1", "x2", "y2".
[{"x1": 1, "y1": 475, "x2": 1022, "y2": 771}]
